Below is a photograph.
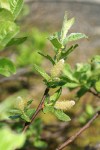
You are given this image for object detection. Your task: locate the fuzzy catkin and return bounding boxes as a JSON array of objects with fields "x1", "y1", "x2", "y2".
[
  {"x1": 51, "y1": 59, "x2": 64, "y2": 77},
  {"x1": 54, "y1": 100, "x2": 75, "y2": 111},
  {"x1": 15, "y1": 96, "x2": 25, "y2": 111}
]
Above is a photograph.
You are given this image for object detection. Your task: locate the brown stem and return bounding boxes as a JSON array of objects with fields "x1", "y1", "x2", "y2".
[
  {"x1": 88, "y1": 89, "x2": 100, "y2": 99},
  {"x1": 22, "y1": 87, "x2": 49, "y2": 133},
  {"x1": 56, "y1": 111, "x2": 100, "y2": 150}
]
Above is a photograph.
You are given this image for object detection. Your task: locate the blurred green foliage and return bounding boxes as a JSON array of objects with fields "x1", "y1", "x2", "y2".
[
  {"x1": 15, "y1": 28, "x2": 48, "y2": 68},
  {"x1": 27, "y1": 118, "x2": 48, "y2": 149},
  {"x1": 0, "y1": 127, "x2": 26, "y2": 150},
  {"x1": 0, "y1": 1, "x2": 100, "y2": 149}
]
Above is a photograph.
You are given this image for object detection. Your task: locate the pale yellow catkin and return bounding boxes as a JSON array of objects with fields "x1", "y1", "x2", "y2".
[
  {"x1": 15, "y1": 96, "x2": 26, "y2": 111},
  {"x1": 54, "y1": 100, "x2": 75, "y2": 111},
  {"x1": 51, "y1": 59, "x2": 64, "y2": 77}
]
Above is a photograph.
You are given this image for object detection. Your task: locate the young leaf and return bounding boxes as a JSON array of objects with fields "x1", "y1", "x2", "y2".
[
  {"x1": 91, "y1": 69, "x2": 100, "y2": 80},
  {"x1": 0, "y1": 8, "x2": 14, "y2": 21},
  {"x1": 38, "y1": 52, "x2": 55, "y2": 65},
  {"x1": 0, "y1": 0, "x2": 10, "y2": 10},
  {"x1": 48, "y1": 36, "x2": 63, "y2": 49},
  {"x1": 0, "y1": 21, "x2": 19, "y2": 50},
  {"x1": 63, "y1": 64, "x2": 78, "y2": 82},
  {"x1": 7, "y1": 37, "x2": 27, "y2": 47},
  {"x1": 54, "y1": 109, "x2": 71, "y2": 121},
  {"x1": 45, "y1": 78, "x2": 66, "y2": 88},
  {"x1": 8, "y1": 0, "x2": 24, "y2": 20},
  {"x1": 95, "y1": 80, "x2": 100, "y2": 92},
  {"x1": 34, "y1": 64, "x2": 50, "y2": 81},
  {"x1": 50, "y1": 88, "x2": 62, "y2": 103},
  {"x1": 21, "y1": 112, "x2": 31, "y2": 122},
  {"x1": 91, "y1": 55, "x2": 100, "y2": 64},
  {"x1": 43, "y1": 105, "x2": 54, "y2": 113},
  {"x1": 26, "y1": 109, "x2": 36, "y2": 118},
  {"x1": 27, "y1": 99, "x2": 33, "y2": 107},
  {"x1": 34, "y1": 140, "x2": 48, "y2": 149},
  {"x1": 77, "y1": 87, "x2": 88, "y2": 98},
  {"x1": 0, "y1": 58, "x2": 16, "y2": 77},
  {"x1": 60, "y1": 44, "x2": 78, "y2": 59},
  {"x1": 9, "y1": 115, "x2": 21, "y2": 120},
  {"x1": 91, "y1": 55, "x2": 100, "y2": 70},
  {"x1": 64, "y1": 33, "x2": 88, "y2": 44},
  {"x1": 86, "y1": 104, "x2": 94, "y2": 116},
  {"x1": 9, "y1": 109, "x2": 21, "y2": 115},
  {"x1": 60, "y1": 12, "x2": 75, "y2": 43},
  {"x1": 64, "y1": 82, "x2": 80, "y2": 88}
]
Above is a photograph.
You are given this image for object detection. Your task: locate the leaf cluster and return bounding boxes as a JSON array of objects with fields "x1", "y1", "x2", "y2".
[
  {"x1": 0, "y1": 0, "x2": 25, "y2": 77},
  {"x1": 9, "y1": 97, "x2": 35, "y2": 123},
  {"x1": 33, "y1": 12, "x2": 99, "y2": 123}
]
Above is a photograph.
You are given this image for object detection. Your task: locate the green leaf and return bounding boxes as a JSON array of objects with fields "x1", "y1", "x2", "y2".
[
  {"x1": 77, "y1": 87, "x2": 88, "y2": 98},
  {"x1": 75, "y1": 63, "x2": 91, "y2": 73},
  {"x1": 26, "y1": 109, "x2": 36, "y2": 118},
  {"x1": 21, "y1": 112, "x2": 31, "y2": 122},
  {"x1": 95, "y1": 80, "x2": 100, "y2": 92},
  {"x1": 48, "y1": 36, "x2": 63, "y2": 49},
  {"x1": 91, "y1": 69, "x2": 100, "y2": 80},
  {"x1": 38, "y1": 52, "x2": 55, "y2": 65},
  {"x1": 34, "y1": 140, "x2": 48, "y2": 149},
  {"x1": 9, "y1": 109, "x2": 21, "y2": 115},
  {"x1": 64, "y1": 82, "x2": 79, "y2": 88},
  {"x1": 60, "y1": 12, "x2": 75, "y2": 43},
  {"x1": 0, "y1": 58, "x2": 16, "y2": 77},
  {"x1": 0, "y1": 21, "x2": 19, "y2": 50},
  {"x1": 9, "y1": 115, "x2": 21, "y2": 120},
  {"x1": 0, "y1": 8, "x2": 14, "y2": 21},
  {"x1": 54, "y1": 109, "x2": 71, "y2": 121},
  {"x1": 64, "y1": 33, "x2": 88, "y2": 44},
  {"x1": 60, "y1": 44, "x2": 78, "y2": 59},
  {"x1": 63, "y1": 64, "x2": 78, "y2": 82},
  {"x1": 91, "y1": 55, "x2": 100, "y2": 64},
  {"x1": 91, "y1": 55, "x2": 100, "y2": 70},
  {"x1": 45, "y1": 78, "x2": 66, "y2": 88},
  {"x1": 7, "y1": 37, "x2": 27, "y2": 47},
  {"x1": 44, "y1": 106, "x2": 71, "y2": 122},
  {"x1": 27, "y1": 99, "x2": 33, "y2": 107},
  {"x1": 43, "y1": 106, "x2": 54, "y2": 113},
  {"x1": 0, "y1": 0, "x2": 10, "y2": 10},
  {"x1": 50, "y1": 88, "x2": 62, "y2": 103},
  {"x1": 34, "y1": 64, "x2": 50, "y2": 81},
  {"x1": 0, "y1": 127, "x2": 26, "y2": 150},
  {"x1": 8, "y1": 0, "x2": 24, "y2": 20},
  {"x1": 86, "y1": 104, "x2": 94, "y2": 116}
]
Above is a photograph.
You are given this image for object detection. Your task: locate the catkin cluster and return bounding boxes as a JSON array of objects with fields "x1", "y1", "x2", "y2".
[
  {"x1": 54, "y1": 100, "x2": 75, "y2": 111},
  {"x1": 51, "y1": 59, "x2": 64, "y2": 77},
  {"x1": 15, "y1": 96, "x2": 27, "y2": 111}
]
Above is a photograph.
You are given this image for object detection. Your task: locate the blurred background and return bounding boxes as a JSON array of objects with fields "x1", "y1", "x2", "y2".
[{"x1": 0, "y1": 0, "x2": 100, "y2": 150}]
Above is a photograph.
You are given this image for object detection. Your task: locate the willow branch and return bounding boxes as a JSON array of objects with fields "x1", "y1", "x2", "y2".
[
  {"x1": 56, "y1": 111, "x2": 100, "y2": 150},
  {"x1": 22, "y1": 87, "x2": 49, "y2": 133},
  {"x1": 88, "y1": 89, "x2": 100, "y2": 99}
]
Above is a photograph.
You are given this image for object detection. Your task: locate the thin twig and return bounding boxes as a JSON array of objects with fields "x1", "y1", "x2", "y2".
[
  {"x1": 22, "y1": 87, "x2": 49, "y2": 133},
  {"x1": 88, "y1": 89, "x2": 100, "y2": 99},
  {"x1": 56, "y1": 111, "x2": 100, "y2": 150}
]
